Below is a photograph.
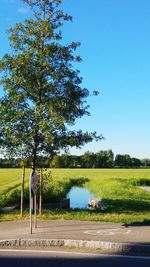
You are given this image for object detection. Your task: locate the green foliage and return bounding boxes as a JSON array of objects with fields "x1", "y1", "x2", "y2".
[
  {"x1": 115, "y1": 154, "x2": 141, "y2": 168},
  {"x1": 0, "y1": 149, "x2": 145, "y2": 168},
  {"x1": 40, "y1": 169, "x2": 53, "y2": 192},
  {"x1": 51, "y1": 150, "x2": 114, "y2": 168},
  {"x1": 0, "y1": 0, "x2": 101, "y2": 168},
  {"x1": 36, "y1": 169, "x2": 89, "y2": 203}
]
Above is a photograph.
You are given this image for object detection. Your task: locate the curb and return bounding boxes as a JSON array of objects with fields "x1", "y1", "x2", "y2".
[{"x1": 0, "y1": 239, "x2": 150, "y2": 255}]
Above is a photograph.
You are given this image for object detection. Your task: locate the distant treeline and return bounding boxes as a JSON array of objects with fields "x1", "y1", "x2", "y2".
[{"x1": 0, "y1": 150, "x2": 150, "y2": 168}]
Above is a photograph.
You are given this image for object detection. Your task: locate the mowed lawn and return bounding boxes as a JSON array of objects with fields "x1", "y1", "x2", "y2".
[{"x1": 0, "y1": 168, "x2": 150, "y2": 223}]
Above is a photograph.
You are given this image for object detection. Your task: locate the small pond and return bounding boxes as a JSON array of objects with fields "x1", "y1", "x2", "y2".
[{"x1": 66, "y1": 186, "x2": 95, "y2": 209}]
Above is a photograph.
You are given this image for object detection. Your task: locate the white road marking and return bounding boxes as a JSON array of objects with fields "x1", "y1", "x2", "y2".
[
  {"x1": 0, "y1": 249, "x2": 150, "y2": 260},
  {"x1": 84, "y1": 228, "x2": 131, "y2": 236}
]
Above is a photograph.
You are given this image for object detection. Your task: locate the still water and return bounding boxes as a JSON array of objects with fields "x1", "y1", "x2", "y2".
[{"x1": 67, "y1": 186, "x2": 95, "y2": 209}]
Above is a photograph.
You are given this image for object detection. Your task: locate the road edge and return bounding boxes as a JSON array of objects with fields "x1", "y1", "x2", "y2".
[{"x1": 0, "y1": 239, "x2": 150, "y2": 255}]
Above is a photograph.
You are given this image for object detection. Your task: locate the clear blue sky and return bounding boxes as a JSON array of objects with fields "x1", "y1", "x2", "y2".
[{"x1": 1, "y1": 0, "x2": 150, "y2": 159}]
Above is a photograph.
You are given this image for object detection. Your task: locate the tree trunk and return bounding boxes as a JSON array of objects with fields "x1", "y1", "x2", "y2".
[{"x1": 32, "y1": 145, "x2": 37, "y2": 170}]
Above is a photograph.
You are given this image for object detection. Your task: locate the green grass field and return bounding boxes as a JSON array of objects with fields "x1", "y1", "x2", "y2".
[
  {"x1": 0, "y1": 168, "x2": 150, "y2": 223},
  {"x1": 0, "y1": 168, "x2": 30, "y2": 194}
]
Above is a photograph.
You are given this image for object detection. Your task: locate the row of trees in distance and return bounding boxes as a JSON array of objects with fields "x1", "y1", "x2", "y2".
[{"x1": 0, "y1": 150, "x2": 150, "y2": 168}]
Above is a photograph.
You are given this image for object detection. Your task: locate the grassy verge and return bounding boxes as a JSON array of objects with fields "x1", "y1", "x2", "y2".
[
  {"x1": 1, "y1": 209, "x2": 150, "y2": 224},
  {"x1": 0, "y1": 168, "x2": 150, "y2": 224}
]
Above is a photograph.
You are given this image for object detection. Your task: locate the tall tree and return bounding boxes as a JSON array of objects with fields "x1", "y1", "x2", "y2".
[
  {"x1": 81, "y1": 151, "x2": 96, "y2": 168},
  {"x1": 0, "y1": 0, "x2": 102, "y2": 169}
]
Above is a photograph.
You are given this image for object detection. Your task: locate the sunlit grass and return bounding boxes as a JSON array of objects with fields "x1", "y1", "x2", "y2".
[
  {"x1": 0, "y1": 168, "x2": 150, "y2": 223},
  {"x1": 0, "y1": 168, "x2": 30, "y2": 193}
]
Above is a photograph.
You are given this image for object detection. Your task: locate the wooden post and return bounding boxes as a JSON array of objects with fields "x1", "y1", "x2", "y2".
[
  {"x1": 34, "y1": 194, "x2": 37, "y2": 228},
  {"x1": 29, "y1": 170, "x2": 33, "y2": 234},
  {"x1": 39, "y1": 168, "x2": 42, "y2": 216},
  {"x1": 21, "y1": 166, "x2": 25, "y2": 217}
]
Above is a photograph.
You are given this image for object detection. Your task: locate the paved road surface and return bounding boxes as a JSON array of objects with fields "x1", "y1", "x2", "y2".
[
  {"x1": 0, "y1": 220, "x2": 150, "y2": 244},
  {"x1": 0, "y1": 248, "x2": 150, "y2": 267}
]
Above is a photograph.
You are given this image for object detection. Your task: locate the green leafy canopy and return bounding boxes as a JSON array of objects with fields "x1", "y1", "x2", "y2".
[{"x1": 0, "y1": 0, "x2": 103, "y2": 168}]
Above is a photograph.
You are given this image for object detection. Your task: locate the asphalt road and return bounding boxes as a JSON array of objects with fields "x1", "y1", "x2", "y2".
[
  {"x1": 0, "y1": 249, "x2": 150, "y2": 267},
  {"x1": 1, "y1": 220, "x2": 150, "y2": 244}
]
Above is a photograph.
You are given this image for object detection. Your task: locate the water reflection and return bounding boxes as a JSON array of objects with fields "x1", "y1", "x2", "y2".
[{"x1": 67, "y1": 186, "x2": 95, "y2": 209}]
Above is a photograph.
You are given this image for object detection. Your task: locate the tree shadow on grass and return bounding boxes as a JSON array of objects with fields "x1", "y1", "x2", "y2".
[
  {"x1": 114, "y1": 177, "x2": 150, "y2": 186},
  {"x1": 103, "y1": 198, "x2": 150, "y2": 213},
  {"x1": 122, "y1": 220, "x2": 150, "y2": 227},
  {"x1": 70, "y1": 177, "x2": 89, "y2": 186}
]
